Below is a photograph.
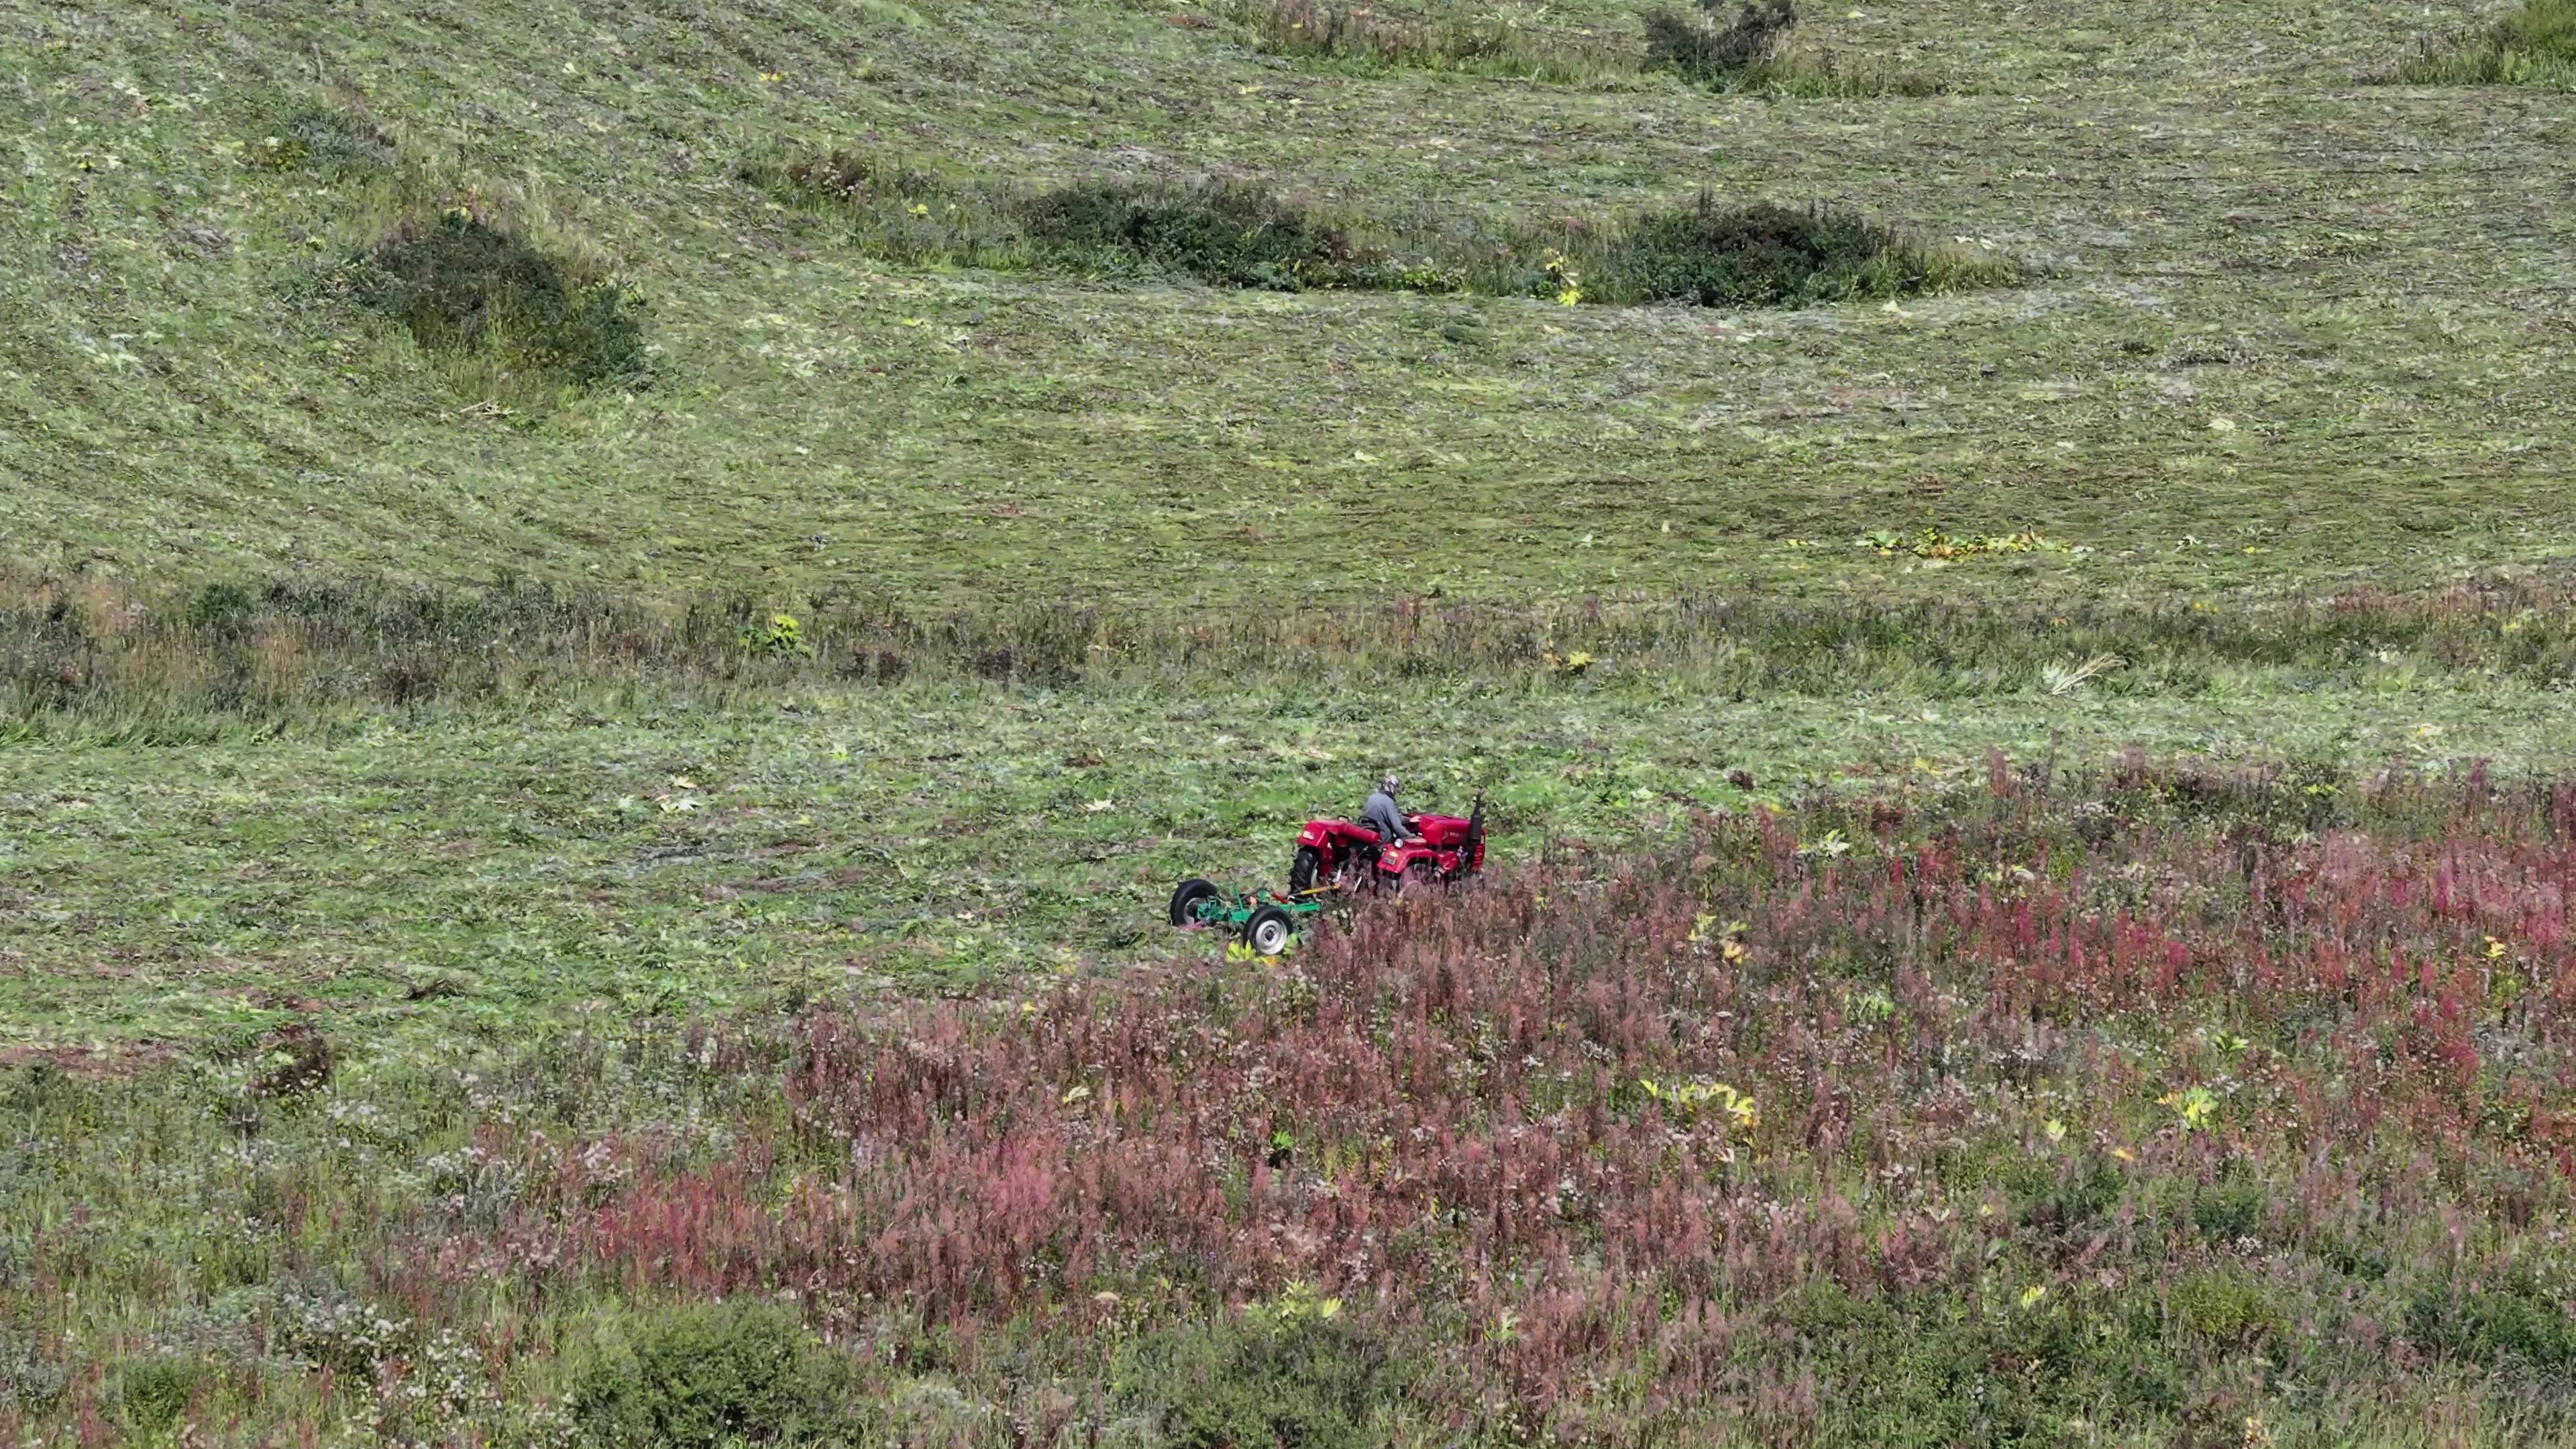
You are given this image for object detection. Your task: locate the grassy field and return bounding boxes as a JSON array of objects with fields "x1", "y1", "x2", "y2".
[
  {"x1": 8, "y1": 0, "x2": 2576, "y2": 1440},
  {"x1": 5, "y1": 0, "x2": 2573, "y2": 604}
]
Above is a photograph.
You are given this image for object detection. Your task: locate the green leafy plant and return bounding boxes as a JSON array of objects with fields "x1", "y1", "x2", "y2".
[
  {"x1": 2173, "y1": 1269, "x2": 2280, "y2": 1346},
  {"x1": 1019, "y1": 178, "x2": 1364, "y2": 291},
  {"x1": 1640, "y1": 1076, "x2": 1760, "y2": 1133},
  {"x1": 566, "y1": 1301, "x2": 843, "y2": 1448},
  {"x1": 2406, "y1": 1281, "x2": 2576, "y2": 1373},
  {"x1": 741, "y1": 612, "x2": 810, "y2": 659},
  {"x1": 2159, "y1": 1085, "x2": 2218, "y2": 1133}
]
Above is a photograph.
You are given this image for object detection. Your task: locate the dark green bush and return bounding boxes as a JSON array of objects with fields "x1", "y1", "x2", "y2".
[
  {"x1": 1642, "y1": 0, "x2": 1797, "y2": 80},
  {"x1": 1112, "y1": 1305, "x2": 1406, "y2": 1448},
  {"x1": 1, "y1": 1331, "x2": 66, "y2": 1415},
  {"x1": 1018, "y1": 180, "x2": 1366, "y2": 291},
  {"x1": 2317, "y1": 1234, "x2": 2391, "y2": 1282},
  {"x1": 762, "y1": 150, "x2": 2009, "y2": 310},
  {"x1": 1588, "y1": 199, "x2": 1923, "y2": 308},
  {"x1": 352, "y1": 210, "x2": 647, "y2": 386},
  {"x1": 113, "y1": 1354, "x2": 201, "y2": 1434},
  {"x1": 2407, "y1": 1283, "x2": 2576, "y2": 1374},
  {"x1": 182, "y1": 582, "x2": 262, "y2": 640},
  {"x1": 2190, "y1": 1179, "x2": 2267, "y2": 1244},
  {"x1": 566, "y1": 1301, "x2": 843, "y2": 1448}
]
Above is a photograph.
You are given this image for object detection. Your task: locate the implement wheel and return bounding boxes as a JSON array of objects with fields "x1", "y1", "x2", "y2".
[
  {"x1": 1170, "y1": 877, "x2": 1222, "y2": 928},
  {"x1": 1243, "y1": 905, "x2": 1296, "y2": 956}
]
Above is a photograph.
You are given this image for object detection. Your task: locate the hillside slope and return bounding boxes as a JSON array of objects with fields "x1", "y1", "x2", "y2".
[{"x1": 5, "y1": 0, "x2": 2571, "y2": 607}]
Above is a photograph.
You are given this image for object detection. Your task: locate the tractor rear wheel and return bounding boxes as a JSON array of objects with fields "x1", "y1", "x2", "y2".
[
  {"x1": 1243, "y1": 906, "x2": 1296, "y2": 956},
  {"x1": 1289, "y1": 847, "x2": 1322, "y2": 896},
  {"x1": 1169, "y1": 877, "x2": 1222, "y2": 928}
]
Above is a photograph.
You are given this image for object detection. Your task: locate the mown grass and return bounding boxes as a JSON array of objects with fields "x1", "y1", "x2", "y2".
[
  {"x1": 1216, "y1": 0, "x2": 1627, "y2": 83},
  {"x1": 2, "y1": 0, "x2": 2565, "y2": 600},
  {"x1": 1210, "y1": 0, "x2": 1945, "y2": 94},
  {"x1": 2388, "y1": 0, "x2": 2576, "y2": 87}
]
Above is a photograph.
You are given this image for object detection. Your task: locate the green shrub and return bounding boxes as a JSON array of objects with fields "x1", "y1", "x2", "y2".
[
  {"x1": 2171, "y1": 1269, "x2": 2278, "y2": 1346},
  {"x1": 2190, "y1": 1178, "x2": 2267, "y2": 1245},
  {"x1": 349, "y1": 209, "x2": 647, "y2": 386},
  {"x1": 2406, "y1": 1283, "x2": 2576, "y2": 1373},
  {"x1": 1785, "y1": 1280, "x2": 2184, "y2": 1446},
  {"x1": 2016, "y1": 1155, "x2": 2125, "y2": 1242},
  {"x1": 763, "y1": 152, "x2": 2012, "y2": 311},
  {"x1": 182, "y1": 582, "x2": 264, "y2": 640},
  {"x1": 1582, "y1": 199, "x2": 1952, "y2": 308},
  {"x1": 1018, "y1": 179, "x2": 1366, "y2": 291},
  {"x1": 741, "y1": 613, "x2": 811, "y2": 659},
  {"x1": 1, "y1": 1332, "x2": 66, "y2": 1415},
  {"x1": 1112, "y1": 1302, "x2": 1406, "y2": 1449},
  {"x1": 2317, "y1": 1234, "x2": 2391, "y2": 1282},
  {"x1": 2389, "y1": 0, "x2": 2576, "y2": 86},
  {"x1": 1642, "y1": 0, "x2": 1797, "y2": 81},
  {"x1": 113, "y1": 1354, "x2": 201, "y2": 1434},
  {"x1": 566, "y1": 1301, "x2": 843, "y2": 1448}
]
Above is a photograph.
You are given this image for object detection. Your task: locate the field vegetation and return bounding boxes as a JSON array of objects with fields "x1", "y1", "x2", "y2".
[
  {"x1": 7, "y1": 0, "x2": 2576, "y2": 1440},
  {"x1": 753, "y1": 157, "x2": 2009, "y2": 306},
  {"x1": 2389, "y1": 0, "x2": 2576, "y2": 88},
  {"x1": 13, "y1": 767, "x2": 2576, "y2": 1443}
]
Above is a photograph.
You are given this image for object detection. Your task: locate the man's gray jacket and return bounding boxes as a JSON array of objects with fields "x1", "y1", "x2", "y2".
[{"x1": 1362, "y1": 790, "x2": 1411, "y2": 842}]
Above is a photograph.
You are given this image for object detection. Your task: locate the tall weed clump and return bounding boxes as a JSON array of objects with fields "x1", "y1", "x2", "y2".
[
  {"x1": 2387, "y1": 0, "x2": 2576, "y2": 86},
  {"x1": 758, "y1": 152, "x2": 2002, "y2": 306},
  {"x1": 273, "y1": 124, "x2": 649, "y2": 398},
  {"x1": 1564, "y1": 197, "x2": 2003, "y2": 307},
  {"x1": 1642, "y1": 0, "x2": 1796, "y2": 79},
  {"x1": 1642, "y1": 0, "x2": 1943, "y2": 95},
  {"x1": 347, "y1": 207, "x2": 647, "y2": 387},
  {"x1": 1112, "y1": 1300, "x2": 1407, "y2": 1448},
  {"x1": 1020, "y1": 178, "x2": 1368, "y2": 290}
]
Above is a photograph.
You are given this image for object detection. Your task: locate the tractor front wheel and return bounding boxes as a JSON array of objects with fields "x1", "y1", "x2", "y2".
[
  {"x1": 1243, "y1": 905, "x2": 1297, "y2": 956},
  {"x1": 1289, "y1": 847, "x2": 1322, "y2": 896},
  {"x1": 1169, "y1": 877, "x2": 1222, "y2": 928}
]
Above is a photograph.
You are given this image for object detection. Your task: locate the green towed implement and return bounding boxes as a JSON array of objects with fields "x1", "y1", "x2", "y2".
[{"x1": 1167, "y1": 877, "x2": 1324, "y2": 955}]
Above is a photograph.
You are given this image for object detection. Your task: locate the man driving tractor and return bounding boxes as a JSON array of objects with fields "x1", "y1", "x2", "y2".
[
  {"x1": 1269, "y1": 774, "x2": 1486, "y2": 899},
  {"x1": 1362, "y1": 773, "x2": 1417, "y2": 845}
]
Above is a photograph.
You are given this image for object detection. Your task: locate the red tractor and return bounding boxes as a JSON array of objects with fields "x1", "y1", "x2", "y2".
[{"x1": 1287, "y1": 790, "x2": 1486, "y2": 896}]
